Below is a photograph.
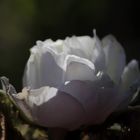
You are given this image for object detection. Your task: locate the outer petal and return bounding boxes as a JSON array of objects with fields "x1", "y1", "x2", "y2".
[
  {"x1": 116, "y1": 60, "x2": 140, "y2": 110},
  {"x1": 1, "y1": 76, "x2": 132, "y2": 130},
  {"x1": 60, "y1": 79, "x2": 120, "y2": 125},
  {"x1": 23, "y1": 43, "x2": 65, "y2": 89},
  {"x1": 13, "y1": 80, "x2": 120, "y2": 130},
  {"x1": 121, "y1": 60, "x2": 140, "y2": 92},
  {"x1": 63, "y1": 55, "x2": 96, "y2": 81},
  {"x1": 12, "y1": 86, "x2": 85, "y2": 130},
  {"x1": 102, "y1": 35, "x2": 126, "y2": 84}
]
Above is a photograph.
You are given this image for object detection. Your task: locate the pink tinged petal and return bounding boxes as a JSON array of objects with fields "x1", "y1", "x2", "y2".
[
  {"x1": 60, "y1": 80, "x2": 120, "y2": 125},
  {"x1": 15, "y1": 86, "x2": 85, "y2": 130},
  {"x1": 102, "y1": 35, "x2": 126, "y2": 84},
  {"x1": 23, "y1": 44, "x2": 65, "y2": 89},
  {"x1": 63, "y1": 55, "x2": 96, "y2": 81}
]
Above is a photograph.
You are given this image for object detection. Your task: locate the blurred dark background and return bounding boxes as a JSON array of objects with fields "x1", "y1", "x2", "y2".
[{"x1": 0, "y1": 0, "x2": 140, "y2": 90}]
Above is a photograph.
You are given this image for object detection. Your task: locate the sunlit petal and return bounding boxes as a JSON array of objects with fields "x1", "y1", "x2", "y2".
[
  {"x1": 63, "y1": 55, "x2": 96, "y2": 81},
  {"x1": 23, "y1": 44, "x2": 65, "y2": 89}
]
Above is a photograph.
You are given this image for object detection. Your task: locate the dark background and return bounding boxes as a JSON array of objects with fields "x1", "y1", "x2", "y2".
[{"x1": 0, "y1": 0, "x2": 140, "y2": 90}]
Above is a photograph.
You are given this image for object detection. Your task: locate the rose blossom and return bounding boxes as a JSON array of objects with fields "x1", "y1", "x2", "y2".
[{"x1": 1, "y1": 31, "x2": 140, "y2": 131}]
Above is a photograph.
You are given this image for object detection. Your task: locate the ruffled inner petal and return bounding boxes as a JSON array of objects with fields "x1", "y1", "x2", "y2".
[
  {"x1": 63, "y1": 55, "x2": 96, "y2": 81},
  {"x1": 64, "y1": 36, "x2": 87, "y2": 58},
  {"x1": 64, "y1": 35, "x2": 106, "y2": 71},
  {"x1": 76, "y1": 36, "x2": 97, "y2": 59}
]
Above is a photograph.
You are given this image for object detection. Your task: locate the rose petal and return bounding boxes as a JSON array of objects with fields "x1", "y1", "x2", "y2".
[
  {"x1": 91, "y1": 32, "x2": 106, "y2": 72},
  {"x1": 23, "y1": 45, "x2": 65, "y2": 89},
  {"x1": 2, "y1": 76, "x2": 132, "y2": 130},
  {"x1": 64, "y1": 36, "x2": 89, "y2": 58},
  {"x1": 121, "y1": 59, "x2": 140, "y2": 92},
  {"x1": 64, "y1": 35, "x2": 106, "y2": 71},
  {"x1": 77, "y1": 36, "x2": 98, "y2": 60},
  {"x1": 45, "y1": 39, "x2": 66, "y2": 54},
  {"x1": 16, "y1": 80, "x2": 119, "y2": 129},
  {"x1": 60, "y1": 80, "x2": 119, "y2": 125},
  {"x1": 63, "y1": 55, "x2": 96, "y2": 81},
  {"x1": 115, "y1": 60, "x2": 140, "y2": 110},
  {"x1": 102, "y1": 35, "x2": 126, "y2": 84},
  {"x1": 37, "y1": 39, "x2": 66, "y2": 54},
  {"x1": 13, "y1": 86, "x2": 85, "y2": 130}
]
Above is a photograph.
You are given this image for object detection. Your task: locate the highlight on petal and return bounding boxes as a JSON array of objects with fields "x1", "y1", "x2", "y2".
[
  {"x1": 36, "y1": 39, "x2": 65, "y2": 54},
  {"x1": 96, "y1": 71, "x2": 114, "y2": 88},
  {"x1": 23, "y1": 46, "x2": 65, "y2": 89},
  {"x1": 63, "y1": 55, "x2": 96, "y2": 81},
  {"x1": 64, "y1": 36, "x2": 88, "y2": 58},
  {"x1": 102, "y1": 35, "x2": 126, "y2": 84},
  {"x1": 76, "y1": 35, "x2": 98, "y2": 59},
  {"x1": 44, "y1": 39, "x2": 66, "y2": 54}
]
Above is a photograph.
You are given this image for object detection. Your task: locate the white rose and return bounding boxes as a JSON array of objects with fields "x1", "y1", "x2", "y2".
[{"x1": 2, "y1": 31, "x2": 140, "y2": 130}]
